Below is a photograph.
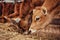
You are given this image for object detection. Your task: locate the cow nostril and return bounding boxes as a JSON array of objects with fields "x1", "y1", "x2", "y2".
[{"x1": 28, "y1": 30, "x2": 31, "y2": 34}]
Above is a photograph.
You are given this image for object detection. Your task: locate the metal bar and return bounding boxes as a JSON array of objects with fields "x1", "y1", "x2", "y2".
[{"x1": 0, "y1": 0, "x2": 24, "y2": 3}]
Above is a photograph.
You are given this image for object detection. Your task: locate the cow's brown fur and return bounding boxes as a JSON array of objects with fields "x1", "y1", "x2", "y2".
[{"x1": 41, "y1": 0, "x2": 59, "y2": 12}]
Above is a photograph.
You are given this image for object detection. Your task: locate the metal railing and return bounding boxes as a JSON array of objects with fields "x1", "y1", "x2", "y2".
[{"x1": 0, "y1": 0, "x2": 24, "y2": 3}]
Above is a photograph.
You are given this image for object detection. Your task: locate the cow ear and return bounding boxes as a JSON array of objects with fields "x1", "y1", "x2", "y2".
[
  {"x1": 41, "y1": 7, "x2": 47, "y2": 15},
  {"x1": 42, "y1": 9, "x2": 47, "y2": 15}
]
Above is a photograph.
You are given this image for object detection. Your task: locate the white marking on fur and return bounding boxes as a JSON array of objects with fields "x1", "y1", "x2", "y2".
[
  {"x1": 12, "y1": 17, "x2": 21, "y2": 23},
  {"x1": 29, "y1": 28, "x2": 37, "y2": 33}
]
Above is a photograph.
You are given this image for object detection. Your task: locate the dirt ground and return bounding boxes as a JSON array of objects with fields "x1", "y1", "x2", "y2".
[{"x1": 0, "y1": 23, "x2": 60, "y2": 40}]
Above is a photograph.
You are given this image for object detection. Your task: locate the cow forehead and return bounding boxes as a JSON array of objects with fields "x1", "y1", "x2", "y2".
[
  {"x1": 33, "y1": 11, "x2": 43, "y2": 18},
  {"x1": 33, "y1": 9, "x2": 43, "y2": 15}
]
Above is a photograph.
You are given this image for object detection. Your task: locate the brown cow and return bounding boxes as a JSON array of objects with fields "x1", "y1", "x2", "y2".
[
  {"x1": 29, "y1": 0, "x2": 60, "y2": 33},
  {"x1": 3, "y1": 0, "x2": 32, "y2": 34}
]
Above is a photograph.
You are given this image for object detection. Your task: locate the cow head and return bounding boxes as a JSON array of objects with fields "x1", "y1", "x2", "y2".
[{"x1": 29, "y1": 7, "x2": 51, "y2": 33}]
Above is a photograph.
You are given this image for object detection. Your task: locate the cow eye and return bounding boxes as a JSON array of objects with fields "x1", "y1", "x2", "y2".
[
  {"x1": 36, "y1": 17, "x2": 40, "y2": 21},
  {"x1": 35, "y1": 16, "x2": 40, "y2": 21}
]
